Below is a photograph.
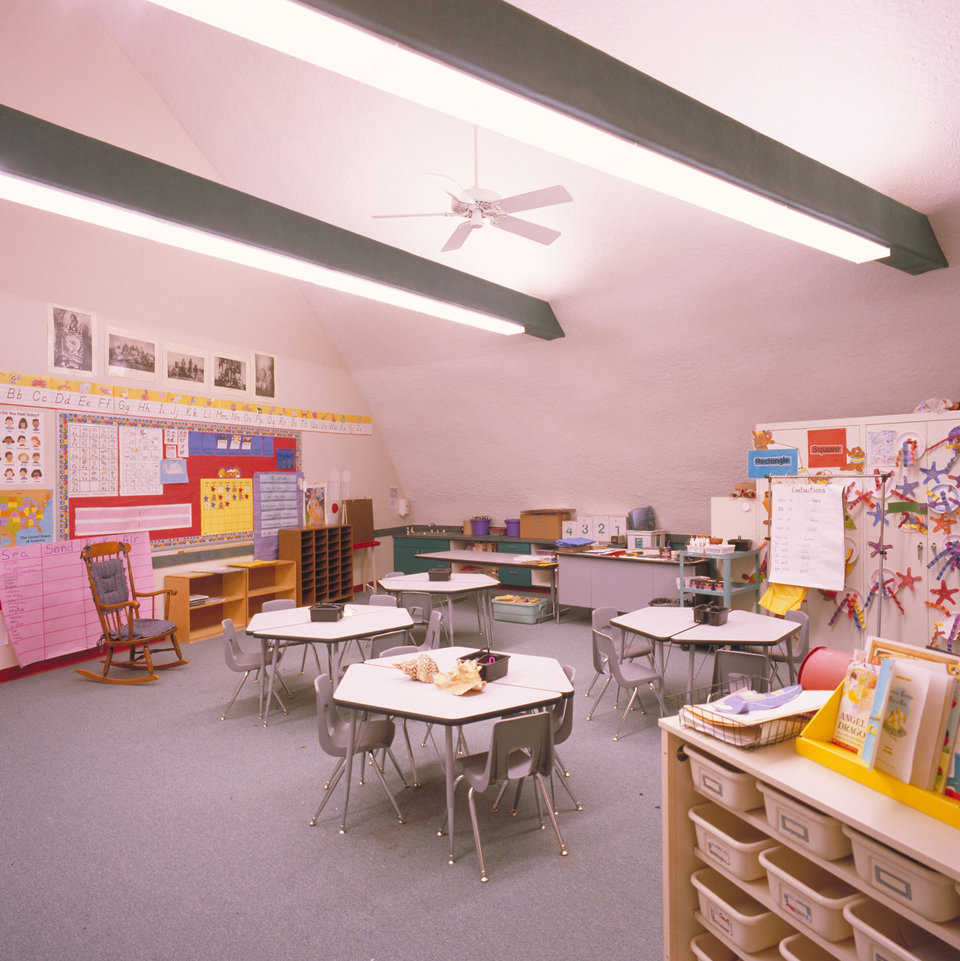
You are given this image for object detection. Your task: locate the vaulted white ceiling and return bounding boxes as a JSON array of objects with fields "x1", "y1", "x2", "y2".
[{"x1": 4, "y1": 0, "x2": 960, "y2": 528}]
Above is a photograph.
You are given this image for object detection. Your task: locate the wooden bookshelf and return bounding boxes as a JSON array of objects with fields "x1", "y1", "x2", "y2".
[
  {"x1": 278, "y1": 525, "x2": 354, "y2": 606},
  {"x1": 165, "y1": 567, "x2": 247, "y2": 644},
  {"x1": 227, "y1": 559, "x2": 297, "y2": 619}
]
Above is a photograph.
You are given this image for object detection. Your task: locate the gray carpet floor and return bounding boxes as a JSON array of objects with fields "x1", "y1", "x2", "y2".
[{"x1": 1, "y1": 603, "x2": 712, "y2": 961}]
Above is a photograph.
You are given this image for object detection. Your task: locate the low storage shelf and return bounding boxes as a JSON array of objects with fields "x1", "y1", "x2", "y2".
[
  {"x1": 165, "y1": 567, "x2": 247, "y2": 643},
  {"x1": 660, "y1": 715, "x2": 960, "y2": 961}
]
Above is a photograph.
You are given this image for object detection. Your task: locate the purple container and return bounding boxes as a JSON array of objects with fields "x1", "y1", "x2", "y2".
[
  {"x1": 504, "y1": 518, "x2": 521, "y2": 537},
  {"x1": 471, "y1": 517, "x2": 491, "y2": 536}
]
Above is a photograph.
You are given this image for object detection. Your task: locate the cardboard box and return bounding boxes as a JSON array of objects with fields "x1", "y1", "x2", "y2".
[{"x1": 519, "y1": 508, "x2": 575, "y2": 540}]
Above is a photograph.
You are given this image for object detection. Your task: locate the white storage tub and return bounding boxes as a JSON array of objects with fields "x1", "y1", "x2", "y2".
[
  {"x1": 758, "y1": 847, "x2": 861, "y2": 941},
  {"x1": 689, "y1": 803, "x2": 777, "y2": 881},
  {"x1": 691, "y1": 867, "x2": 792, "y2": 954},
  {"x1": 757, "y1": 782, "x2": 851, "y2": 860},
  {"x1": 778, "y1": 933, "x2": 836, "y2": 961},
  {"x1": 690, "y1": 931, "x2": 739, "y2": 961},
  {"x1": 843, "y1": 899, "x2": 956, "y2": 961},
  {"x1": 841, "y1": 825, "x2": 960, "y2": 922},
  {"x1": 686, "y1": 745, "x2": 764, "y2": 812}
]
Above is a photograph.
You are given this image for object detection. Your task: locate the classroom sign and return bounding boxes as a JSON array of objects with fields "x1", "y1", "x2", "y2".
[{"x1": 748, "y1": 448, "x2": 798, "y2": 478}]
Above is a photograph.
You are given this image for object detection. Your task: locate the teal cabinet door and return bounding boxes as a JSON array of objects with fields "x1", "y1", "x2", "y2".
[
  {"x1": 392, "y1": 537, "x2": 451, "y2": 574},
  {"x1": 497, "y1": 541, "x2": 532, "y2": 586}
]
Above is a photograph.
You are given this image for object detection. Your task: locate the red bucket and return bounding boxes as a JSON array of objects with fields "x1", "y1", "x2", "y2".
[{"x1": 797, "y1": 646, "x2": 853, "y2": 690}]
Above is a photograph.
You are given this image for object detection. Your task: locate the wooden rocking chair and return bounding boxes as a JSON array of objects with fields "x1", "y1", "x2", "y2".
[{"x1": 76, "y1": 541, "x2": 188, "y2": 684}]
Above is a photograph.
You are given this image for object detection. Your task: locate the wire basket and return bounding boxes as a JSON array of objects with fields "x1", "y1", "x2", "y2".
[{"x1": 672, "y1": 674, "x2": 816, "y2": 749}]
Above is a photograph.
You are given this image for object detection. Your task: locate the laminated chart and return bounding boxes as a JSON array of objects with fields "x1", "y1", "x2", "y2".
[
  {"x1": 253, "y1": 471, "x2": 302, "y2": 558},
  {"x1": 67, "y1": 421, "x2": 118, "y2": 496},
  {"x1": 200, "y1": 478, "x2": 253, "y2": 536},
  {"x1": 0, "y1": 489, "x2": 54, "y2": 546},
  {"x1": 0, "y1": 531, "x2": 153, "y2": 666},
  {"x1": 118, "y1": 425, "x2": 163, "y2": 496}
]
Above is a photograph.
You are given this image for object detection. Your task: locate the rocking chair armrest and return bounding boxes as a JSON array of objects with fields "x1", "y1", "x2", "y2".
[
  {"x1": 135, "y1": 588, "x2": 175, "y2": 599},
  {"x1": 97, "y1": 599, "x2": 139, "y2": 613}
]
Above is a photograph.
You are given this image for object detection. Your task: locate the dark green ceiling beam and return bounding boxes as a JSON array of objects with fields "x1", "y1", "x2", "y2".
[
  {"x1": 308, "y1": 0, "x2": 947, "y2": 275},
  {"x1": 0, "y1": 105, "x2": 564, "y2": 340}
]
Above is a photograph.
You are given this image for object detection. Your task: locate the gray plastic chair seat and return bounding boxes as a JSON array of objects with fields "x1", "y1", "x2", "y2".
[
  {"x1": 220, "y1": 617, "x2": 286, "y2": 721},
  {"x1": 615, "y1": 658, "x2": 661, "y2": 685}
]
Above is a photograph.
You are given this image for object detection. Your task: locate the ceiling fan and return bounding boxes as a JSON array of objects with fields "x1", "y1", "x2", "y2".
[{"x1": 373, "y1": 128, "x2": 573, "y2": 252}]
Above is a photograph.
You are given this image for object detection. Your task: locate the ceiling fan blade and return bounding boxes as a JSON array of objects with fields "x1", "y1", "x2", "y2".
[
  {"x1": 497, "y1": 185, "x2": 572, "y2": 214},
  {"x1": 490, "y1": 214, "x2": 561, "y2": 245},
  {"x1": 441, "y1": 222, "x2": 477, "y2": 252},
  {"x1": 372, "y1": 212, "x2": 455, "y2": 219}
]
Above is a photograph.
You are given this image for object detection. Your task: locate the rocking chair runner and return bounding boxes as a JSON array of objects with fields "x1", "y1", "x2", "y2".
[{"x1": 76, "y1": 541, "x2": 188, "y2": 684}]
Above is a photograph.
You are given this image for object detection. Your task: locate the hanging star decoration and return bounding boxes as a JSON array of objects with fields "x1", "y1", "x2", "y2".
[
  {"x1": 932, "y1": 513, "x2": 956, "y2": 535},
  {"x1": 868, "y1": 538, "x2": 892, "y2": 558},
  {"x1": 896, "y1": 567, "x2": 921, "y2": 593},
  {"x1": 930, "y1": 580, "x2": 959, "y2": 608},
  {"x1": 920, "y1": 461, "x2": 948, "y2": 485},
  {"x1": 928, "y1": 541, "x2": 960, "y2": 580},
  {"x1": 897, "y1": 478, "x2": 920, "y2": 499},
  {"x1": 847, "y1": 488, "x2": 875, "y2": 511},
  {"x1": 866, "y1": 504, "x2": 888, "y2": 527}
]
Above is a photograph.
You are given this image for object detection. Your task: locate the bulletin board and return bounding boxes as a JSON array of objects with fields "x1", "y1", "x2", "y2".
[{"x1": 58, "y1": 413, "x2": 300, "y2": 548}]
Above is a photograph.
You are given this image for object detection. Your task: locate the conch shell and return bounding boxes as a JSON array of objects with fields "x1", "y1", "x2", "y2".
[
  {"x1": 395, "y1": 653, "x2": 438, "y2": 683},
  {"x1": 433, "y1": 659, "x2": 485, "y2": 696}
]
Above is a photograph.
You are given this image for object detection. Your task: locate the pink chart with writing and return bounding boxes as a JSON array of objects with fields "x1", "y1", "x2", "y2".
[{"x1": 0, "y1": 531, "x2": 153, "y2": 666}]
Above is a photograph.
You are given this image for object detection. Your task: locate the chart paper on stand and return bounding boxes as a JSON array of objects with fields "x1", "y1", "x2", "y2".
[{"x1": 769, "y1": 481, "x2": 845, "y2": 591}]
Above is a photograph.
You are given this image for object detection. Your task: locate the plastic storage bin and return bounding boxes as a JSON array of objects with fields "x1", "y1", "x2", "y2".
[
  {"x1": 492, "y1": 595, "x2": 548, "y2": 623},
  {"x1": 778, "y1": 933, "x2": 838, "y2": 961},
  {"x1": 757, "y1": 782, "x2": 851, "y2": 860},
  {"x1": 691, "y1": 867, "x2": 792, "y2": 954},
  {"x1": 690, "y1": 931, "x2": 739, "y2": 961},
  {"x1": 843, "y1": 899, "x2": 956, "y2": 961},
  {"x1": 688, "y1": 803, "x2": 777, "y2": 881},
  {"x1": 758, "y1": 847, "x2": 860, "y2": 941},
  {"x1": 686, "y1": 746, "x2": 764, "y2": 812},
  {"x1": 841, "y1": 825, "x2": 960, "y2": 923}
]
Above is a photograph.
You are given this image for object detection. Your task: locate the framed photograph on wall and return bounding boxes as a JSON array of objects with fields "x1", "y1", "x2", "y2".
[
  {"x1": 164, "y1": 344, "x2": 208, "y2": 389},
  {"x1": 213, "y1": 352, "x2": 249, "y2": 396},
  {"x1": 106, "y1": 328, "x2": 158, "y2": 380},
  {"x1": 48, "y1": 304, "x2": 96, "y2": 377},
  {"x1": 254, "y1": 352, "x2": 277, "y2": 400}
]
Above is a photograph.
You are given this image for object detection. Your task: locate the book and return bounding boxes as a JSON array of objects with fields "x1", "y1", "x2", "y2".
[
  {"x1": 933, "y1": 679, "x2": 960, "y2": 794},
  {"x1": 832, "y1": 659, "x2": 882, "y2": 755},
  {"x1": 859, "y1": 658, "x2": 893, "y2": 768},
  {"x1": 875, "y1": 658, "x2": 933, "y2": 783},
  {"x1": 908, "y1": 663, "x2": 956, "y2": 790},
  {"x1": 945, "y1": 733, "x2": 960, "y2": 800}
]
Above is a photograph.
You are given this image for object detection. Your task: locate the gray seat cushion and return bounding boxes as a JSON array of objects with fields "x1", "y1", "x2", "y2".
[
  {"x1": 109, "y1": 618, "x2": 176, "y2": 641},
  {"x1": 89, "y1": 558, "x2": 129, "y2": 606}
]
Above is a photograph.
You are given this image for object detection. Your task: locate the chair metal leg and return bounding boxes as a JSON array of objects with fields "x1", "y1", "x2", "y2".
[
  {"x1": 553, "y1": 761, "x2": 582, "y2": 811},
  {"x1": 584, "y1": 669, "x2": 601, "y2": 696},
  {"x1": 420, "y1": 722, "x2": 433, "y2": 749},
  {"x1": 554, "y1": 748, "x2": 570, "y2": 778},
  {"x1": 614, "y1": 687, "x2": 640, "y2": 740},
  {"x1": 275, "y1": 670, "x2": 294, "y2": 699},
  {"x1": 385, "y1": 748, "x2": 410, "y2": 789},
  {"x1": 535, "y1": 772, "x2": 568, "y2": 857},
  {"x1": 511, "y1": 777, "x2": 524, "y2": 816},
  {"x1": 366, "y1": 751, "x2": 405, "y2": 824},
  {"x1": 322, "y1": 757, "x2": 345, "y2": 791},
  {"x1": 309, "y1": 757, "x2": 347, "y2": 825},
  {"x1": 456, "y1": 727, "x2": 469, "y2": 756},
  {"x1": 220, "y1": 670, "x2": 251, "y2": 720},
  {"x1": 533, "y1": 775, "x2": 544, "y2": 827},
  {"x1": 466, "y1": 785, "x2": 488, "y2": 882},
  {"x1": 491, "y1": 780, "x2": 510, "y2": 812},
  {"x1": 299, "y1": 644, "x2": 308, "y2": 674},
  {"x1": 586, "y1": 676, "x2": 612, "y2": 721},
  {"x1": 436, "y1": 773, "x2": 464, "y2": 836}
]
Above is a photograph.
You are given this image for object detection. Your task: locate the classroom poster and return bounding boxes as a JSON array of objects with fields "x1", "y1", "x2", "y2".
[
  {"x1": 1, "y1": 408, "x2": 47, "y2": 487},
  {"x1": 769, "y1": 481, "x2": 845, "y2": 591},
  {"x1": 0, "y1": 489, "x2": 54, "y2": 546},
  {"x1": 200, "y1": 478, "x2": 253, "y2": 535},
  {"x1": 304, "y1": 484, "x2": 326, "y2": 527},
  {"x1": 807, "y1": 428, "x2": 847, "y2": 468},
  {"x1": 67, "y1": 421, "x2": 118, "y2": 496},
  {"x1": 253, "y1": 471, "x2": 302, "y2": 558},
  {"x1": 119, "y1": 425, "x2": 163, "y2": 496}
]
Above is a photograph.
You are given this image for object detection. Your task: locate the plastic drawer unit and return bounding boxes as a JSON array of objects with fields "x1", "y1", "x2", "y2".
[
  {"x1": 757, "y1": 782, "x2": 851, "y2": 861},
  {"x1": 686, "y1": 745, "x2": 764, "y2": 812},
  {"x1": 691, "y1": 867, "x2": 793, "y2": 954},
  {"x1": 843, "y1": 899, "x2": 955, "y2": 961},
  {"x1": 841, "y1": 825, "x2": 960, "y2": 923},
  {"x1": 689, "y1": 931, "x2": 740, "y2": 961},
  {"x1": 689, "y1": 802, "x2": 777, "y2": 881},
  {"x1": 757, "y1": 847, "x2": 861, "y2": 942},
  {"x1": 778, "y1": 932, "x2": 839, "y2": 961}
]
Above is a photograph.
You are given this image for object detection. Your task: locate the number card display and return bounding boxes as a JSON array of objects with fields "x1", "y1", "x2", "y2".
[
  {"x1": 769, "y1": 481, "x2": 845, "y2": 591},
  {"x1": 200, "y1": 478, "x2": 253, "y2": 535}
]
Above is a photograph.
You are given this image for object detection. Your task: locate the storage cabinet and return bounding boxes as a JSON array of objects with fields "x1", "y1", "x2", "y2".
[
  {"x1": 392, "y1": 536, "x2": 451, "y2": 574},
  {"x1": 678, "y1": 549, "x2": 761, "y2": 611},
  {"x1": 278, "y1": 526, "x2": 354, "y2": 606},
  {"x1": 228, "y1": 559, "x2": 297, "y2": 619},
  {"x1": 165, "y1": 567, "x2": 247, "y2": 643},
  {"x1": 660, "y1": 716, "x2": 960, "y2": 961}
]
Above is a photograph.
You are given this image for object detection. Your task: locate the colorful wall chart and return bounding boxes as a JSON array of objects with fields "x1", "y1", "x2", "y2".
[
  {"x1": 0, "y1": 489, "x2": 54, "y2": 546},
  {"x1": 0, "y1": 531, "x2": 153, "y2": 666},
  {"x1": 253, "y1": 472, "x2": 302, "y2": 559},
  {"x1": 200, "y1": 478, "x2": 253, "y2": 536}
]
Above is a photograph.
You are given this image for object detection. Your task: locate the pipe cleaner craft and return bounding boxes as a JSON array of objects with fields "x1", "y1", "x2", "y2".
[
  {"x1": 927, "y1": 540, "x2": 960, "y2": 580},
  {"x1": 896, "y1": 567, "x2": 922, "y2": 593},
  {"x1": 827, "y1": 591, "x2": 866, "y2": 632},
  {"x1": 866, "y1": 504, "x2": 888, "y2": 527},
  {"x1": 897, "y1": 477, "x2": 920, "y2": 498},
  {"x1": 932, "y1": 513, "x2": 957, "y2": 535},
  {"x1": 867, "y1": 538, "x2": 892, "y2": 558},
  {"x1": 930, "y1": 580, "x2": 959, "y2": 608},
  {"x1": 920, "y1": 460, "x2": 949, "y2": 485}
]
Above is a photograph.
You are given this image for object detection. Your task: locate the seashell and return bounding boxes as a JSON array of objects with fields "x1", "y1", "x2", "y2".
[
  {"x1": 434, "y1": 659, "x2": 486, "y2": 696},
  {"x1": 395, "y1": 653, "x2": 438, "y2": 683}
]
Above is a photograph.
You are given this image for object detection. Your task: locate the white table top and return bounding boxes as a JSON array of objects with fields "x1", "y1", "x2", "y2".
[
  {"x1": 333, "y1": 661, "x2": 562, "y2": 724},
  {"x1": 247, "y1": 604, "x2": 412, "y2": 642},
  {"x1": 379, "y1": 572, "x2": 499, "y2": 594},
  {"x1": 610, "y1": 606, "x2": 697, "y2": 639},
  {"x1": 366, "y1": 646, "x2": 573, "y2": 694},
  {"x1": 673, "y1": 609, "x2": 799, "y2": 645},
  {"x1": 416, "y1": 549, "x2": 558, "y2": 568}
]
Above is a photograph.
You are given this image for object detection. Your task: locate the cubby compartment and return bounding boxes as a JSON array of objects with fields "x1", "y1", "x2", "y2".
[
  {"x1": 691, "y1": 930, "x2": 741, "y2": 961},
  {"x1": 691, "y1": 867, "x2": 793, "y2": 954},
  {"x1": 686, "y1": 745, "x2": 764, "y2": 811},
  {"x1": 758, "y1": 847, "x2": 861, "y2": 941},
  {"x1": 689, "y1": 802, "x2": 777, "y2": 881},
  {"x1": 841, "y1": 826, "x2": 960, "y2": 923},
  {"x1": 778, "y1": 933, "x2": 837, "y2": 961},
  {"x1": 843, "y1": 899, "x2": 955, "y2": 961},
  {"x1": 757, "y1": 783, "x2": 851, "y2": 861}
]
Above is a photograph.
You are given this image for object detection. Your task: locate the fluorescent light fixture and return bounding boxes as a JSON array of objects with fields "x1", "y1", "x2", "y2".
[
  {"x1": 0, "y1": 172, "x2": 523, "y2": 336},
  {"x1": 147, "y1": 0, "x2": 890, "y2": 264}
]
